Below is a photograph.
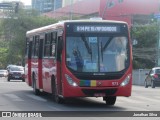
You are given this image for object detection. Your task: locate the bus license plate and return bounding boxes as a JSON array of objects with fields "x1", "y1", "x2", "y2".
[{"x1": 94, "y1": 93, "x2": 106, "y2": 97}]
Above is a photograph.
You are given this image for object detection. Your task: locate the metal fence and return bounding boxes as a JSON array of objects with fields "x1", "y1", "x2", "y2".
[{"x1": 132, "y1": 69, "x2": 150, "y2": 86}]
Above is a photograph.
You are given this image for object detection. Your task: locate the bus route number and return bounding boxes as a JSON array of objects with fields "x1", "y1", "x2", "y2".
[{"x1": 112, "y1": 82, "x2": 119, "y2": 86}]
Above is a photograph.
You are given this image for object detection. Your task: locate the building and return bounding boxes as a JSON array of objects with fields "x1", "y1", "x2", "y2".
[
  {"x1": 44, "y1": 0, "x2": 100, "y2": 19},
  {"x1": 100, "y1": 0, "x2": 159, "y2": 27},
  {"x1": 44, "y1": 0, "x2": 159, "y2": 27},
  {"x1": 54, "y1": 0, "x2": 62, "y2": 10},
  {"x1": 62, "y1": 0, "x2": 83, "y2": 7},
  {"x1": 32, "y1": 0, "x2": 85, "y2": 14},
  {"x1": 32, "y1": 0, "x2": 54, "y2": 14},
  {"x1": 0, "y1": 1, "x2": 24, "y2": 15}
]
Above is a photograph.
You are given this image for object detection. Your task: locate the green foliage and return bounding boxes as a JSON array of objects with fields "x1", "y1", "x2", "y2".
[
  {"x1": 132, "y1": 23, "x2": 158, "y2": 69},
  {"x1": 0, "y1": 41, "x2": 8, "y2": 68},
  {"x1": 0, "y1": 8, "x2": 58, "y2": 67}
]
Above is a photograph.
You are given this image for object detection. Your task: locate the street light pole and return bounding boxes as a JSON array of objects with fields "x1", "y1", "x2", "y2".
[
  {"x1": 157, "y1": 0, "x2": 160, "y2": 66},
  {"x1": 70, "y1": 0, "x2": 73, "y2": 20},
  {"x1": 102, "y1": 0, "x2": 110, "y2": 19}
]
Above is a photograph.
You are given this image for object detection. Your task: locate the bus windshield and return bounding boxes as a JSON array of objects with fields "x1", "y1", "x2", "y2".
[{"x1": 66, "y1": 35, "x2": 129, "y2": 73}]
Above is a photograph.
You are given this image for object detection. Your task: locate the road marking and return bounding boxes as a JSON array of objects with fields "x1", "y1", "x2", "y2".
[
  {"x1": 4, "y1": 94, "x2": 24, "y2": 101},
  {"x1": 26, "y1": 94, "x2": 47, "y2": 102}
]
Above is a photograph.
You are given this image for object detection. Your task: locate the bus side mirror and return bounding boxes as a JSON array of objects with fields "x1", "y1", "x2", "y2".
[{"x1": 57, "y1": 36, "x2": 63, "y2": 61}]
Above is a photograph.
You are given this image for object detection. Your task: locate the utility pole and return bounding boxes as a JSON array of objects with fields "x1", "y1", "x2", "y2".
[
  {"x1": 54, "y1": 0, "x2": 56, "y2": 11},
  {"x1": 70, "y1": 0, "x2": 73, "y2": 20},
  {"x1": 15, "y1": 2, "x2": 19, "y2": 13},
  {"x1": 102, "y1": 0, "x2": 110, "y2": 19},
  {"x1": 157, "y1": 0, "x2": 160, "y2": 66}
]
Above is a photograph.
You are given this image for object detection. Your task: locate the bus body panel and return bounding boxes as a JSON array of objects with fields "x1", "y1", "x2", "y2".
[
  {"x1": 38, "y1": 59, "x2": 43, "y2": 89},
  {"x1": 26, "y1": 59, "x2": 32, "y2": 86},
  {"x1": 31, "y1": 58, "x2": 39, "y2": 88},
  {"x1": 42, "y1": 58, "x2": 56, "y2": 93},
  {"x1": 31, "y1": 58, "x2": 43, "y2": 90},
  {"x1": 25, "y1": 20, "x2": 132, "y2": 102},
  {"x1": 61, "y1": 65, "x2": 132, "y2": 97}
]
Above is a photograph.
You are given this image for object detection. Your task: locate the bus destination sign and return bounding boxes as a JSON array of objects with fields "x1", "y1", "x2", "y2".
[{"x1": 74, "y1": 25, "x2": 120, "y2": 33}]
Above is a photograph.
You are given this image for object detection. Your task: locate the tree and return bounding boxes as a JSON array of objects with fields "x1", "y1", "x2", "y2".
[
  {"x1": 0, "y1": 8, "x2": 58, "y2": 67},
  {"x1": 131, "y1": 23, "x2": 158, "y2": 69}
]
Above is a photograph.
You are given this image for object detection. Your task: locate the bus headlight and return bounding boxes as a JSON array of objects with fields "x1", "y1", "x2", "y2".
[
  {"x1": 65, "y1": 74, "x2": 78, "y2": 87},
  {"x1": 120, "y1": 74, "x2": 131, "y2": 86}
]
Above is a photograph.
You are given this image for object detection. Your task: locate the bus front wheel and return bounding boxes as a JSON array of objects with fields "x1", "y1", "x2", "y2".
[{"x1": 103, "y1": 96, "x2": 116, "y2": 105}]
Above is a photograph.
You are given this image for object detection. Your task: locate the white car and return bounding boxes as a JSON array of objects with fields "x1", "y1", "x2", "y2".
[{"x1": 0, "y1": 70, "x2": 8, "y2": 77}]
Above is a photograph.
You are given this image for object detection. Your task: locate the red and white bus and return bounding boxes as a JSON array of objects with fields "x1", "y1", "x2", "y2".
[{"x1": 25, "y1": 19, "x2": 132, "y2": 105}]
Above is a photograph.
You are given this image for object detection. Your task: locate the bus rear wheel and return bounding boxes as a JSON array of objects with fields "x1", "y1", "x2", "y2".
[
  {"x1": 103, "y1": 96, "x2": 116, "y2": 105},
  {"x1": 52, "y1": 78, "x2": 64, "y2": 104}
]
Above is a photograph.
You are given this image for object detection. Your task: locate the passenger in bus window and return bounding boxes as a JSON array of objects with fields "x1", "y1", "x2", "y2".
[
  {"x1": 52, "y1": 44, "x2": 56, "y2": 56},
  {"x1": 73, "y1": 48, "x2": 84, "y2": 72},
  {"x1": 106, "y1": 37, "x2": 125, "y2": 54},
  {"x1": 100, "y1": 63, "x2": 107, "y2": 72}
]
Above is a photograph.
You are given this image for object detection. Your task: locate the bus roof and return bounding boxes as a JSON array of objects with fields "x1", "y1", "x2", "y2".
[{"x1": 26, "y1": 19, "x2": 128, "y2": 37}]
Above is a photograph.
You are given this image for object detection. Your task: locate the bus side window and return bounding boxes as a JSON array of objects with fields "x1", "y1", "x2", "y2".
[
  {"x1": 44, "y1": 33, "x2": 51, "y2": 57},
  {"x1": 51, "y1": 32, "x2": 57, "y2": 57},
  {"x1": 32, "y1": 36, "x2": 35, "y2": 57},
  {"x1": 34, "y1": 35, "x2": 39, "y2": 57},
  {"x1": 32, "y1": 35, "x2": 39, "y2": 58}
]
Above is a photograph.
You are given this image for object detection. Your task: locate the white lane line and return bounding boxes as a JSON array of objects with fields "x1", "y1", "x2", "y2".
[
  {"x1": 26, "y1": 94, "x2": 47, "y2": 102},
  {"x1": 4, "y1": 94, "x2": 24, "y2": 101}
]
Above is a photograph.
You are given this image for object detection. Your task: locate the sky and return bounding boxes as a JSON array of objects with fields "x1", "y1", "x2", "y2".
[
  {"x1": 20, "y1": 0, "x2": 31, "y2": 5},
  {"x1": 0, "y1": 0, "x2": 31, "y2": 5}
]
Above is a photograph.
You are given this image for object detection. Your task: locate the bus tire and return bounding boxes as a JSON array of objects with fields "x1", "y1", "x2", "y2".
[
  {"x1": 32, "y1": 74, "x2": 41, "y2": 95},
  {"x1": 51, "y1": 77, "x2": 64, "y2": 104},
  {"x1": 103, "y1": 96, "x2": 116, "y2": 105}
]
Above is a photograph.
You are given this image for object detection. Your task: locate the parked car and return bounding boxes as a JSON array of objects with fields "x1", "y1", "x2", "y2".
[
  {"x1": 6, "y1": 65, "x2": 16, "y2": 71},
  {"x1": 0, "y1": 70, "x2": 8, "y2": 77},
  {"x1": 8, "y1": 66, "x2": 25, "y2": 82},
  {"x1": 144, "y1": 67, "x2": 160, "y2": 88}
]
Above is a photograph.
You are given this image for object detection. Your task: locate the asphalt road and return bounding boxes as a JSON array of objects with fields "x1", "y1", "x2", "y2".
[{"x1": 0, "y1": 77, "x2": 160, "y2": 119}]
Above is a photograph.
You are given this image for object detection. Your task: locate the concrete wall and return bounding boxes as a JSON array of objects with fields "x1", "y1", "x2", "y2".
[{"x1": 132, "y1": 69, "x2": 150, "y2": 86}]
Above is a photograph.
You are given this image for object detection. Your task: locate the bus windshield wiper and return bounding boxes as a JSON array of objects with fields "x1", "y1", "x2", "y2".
[
  {"x1": 81, "y1": 34, "x2": 92, "y2": 60},
  {"x1": 101, "y1": 37, "x2": 113, "y2": 62},
  {"x1": 101, "y1": 37, "x2": 113, "y2": 52}
]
